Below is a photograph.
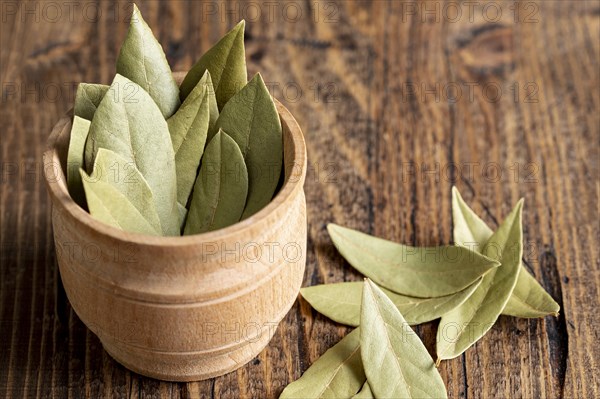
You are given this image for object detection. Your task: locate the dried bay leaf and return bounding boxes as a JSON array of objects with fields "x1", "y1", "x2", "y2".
[
  {"x1": 74, "y1": 83, "x2": 109, "y2": 121},
  {"x1": 214, "y1": 73, "x2": 282, "y2": 219},
  {"x1": 80, "y1": 150, "x2": 163, "y2": 236},
  {"x1": 66, "y1": 116, "x2": 91, "y2": 207},
  {"x1": 279, "y1": 329, "x2": 365, "y2": 399},
  {"x1": 184, "y1": 130, "x2": 248, "y2": 234},
  {"x1": 327, "y1": 224, "x2": 500, "y2": 298},
  {"x1": 437, "y1": 199, "x2": 524, "y2": 361},
  {"x1": 502, "y1": 269, "x2": 560, "y2": 317},
  {"x1": 86, "y1": 148, "x2": 163, "y2": 234},
  {"x1": 81, "y1": 179, "x2": 160, "y2": 235},
  {"x1": 180, "y1": 20, "x2": 246, "y2": 109},
  {"x1": 181, "y1": 70, "x2": 219, "y2": 136},
  {"x1": 84, "y1": 74, "x2": 179, "y2": 236},
  {"x1": 352, "y1": 382, "x2": 373, "y2": 399},
  {"x1": 452, "y1": 187, "x2": 559, "y2": 318},
  {"x1": 301, "y1": 281, "x2": 479, "y2": 327},
  {"x1": 116, "y1": 4, "x2": 180, "y2": 118},
  {"x1": 177, "y1": 202, "x2": 188, "y2": 231},
  {"x1": 167, "y1": 71, "x2": 218, "y2": 206},
  {"x1": 361, "y1": 280, "x2": 447, "y2": 399}
]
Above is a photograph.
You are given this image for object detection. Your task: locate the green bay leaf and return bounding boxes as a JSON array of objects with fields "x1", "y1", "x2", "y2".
[
  {"x1": 502, "y1": 269, "x2": 559, "y2": 317},
  {"x1": 327, "y1": 224, "x2": 499, "y2": 298},
  {"x1": 167, "y1": 71, "x2": 218, "y2": 206},
  {"x1": 213, "y1": 73, "x2": 283, "y2": 219},
  {"x1": 177, "y1": 202, "x2": 188, "y2": 231},
  {"x1": 88, "y1": 148, "x2": 163, "y2": 234},
  {"x1": 116, "y1": 4, "x2": 180, "y2": 118},
  {"x1": 301, "y1": 280, "x2": 479, "y2": 327},
  {"x1": 452, "y1": 187, "x2": 559, "y2": 318},
  {"x1": 180, "y1": 20, "x2": 246, "y2": 109},
  {"x1": 84, "y1": 74, "x2": 179, "y2": 236},
  {"x1": 74, "y1": 83, "x2": 109, "y2": 121},
  {"x1": 67, "y1": 116, "x2": 91, "y2": 207},
  {"x1": 361, "y1": 279, "x2": 447, "y2": 399},
  {"x1": 352, "y1": 382, "x2": 373, "y2": 399},
  {"x1": 80, "y1": 170, "x2": 161, "y2": 236},
  {"x1": 184, "y1": 130, "x2": 248, "y2": 234},
  {"x1": 279, "y1": 329, "x2": 365, "y2": 399},
  {"x1": 437, "y1": 199, "x2": 524, "y2": 361}
]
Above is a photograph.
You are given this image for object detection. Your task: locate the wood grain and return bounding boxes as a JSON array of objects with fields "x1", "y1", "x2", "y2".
[{"x1": 1, "y1": 1, "x2": 598, "y2": 397}]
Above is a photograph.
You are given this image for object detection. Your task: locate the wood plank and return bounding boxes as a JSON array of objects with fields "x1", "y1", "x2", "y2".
[{"x1": 0, "y1": 1, "x2": 597, "y2": 397}]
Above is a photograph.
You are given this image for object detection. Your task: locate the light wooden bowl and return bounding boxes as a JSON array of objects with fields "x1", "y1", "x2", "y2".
[{"x1": 42, "y1": 75, "x2": 307, "y2": 381}]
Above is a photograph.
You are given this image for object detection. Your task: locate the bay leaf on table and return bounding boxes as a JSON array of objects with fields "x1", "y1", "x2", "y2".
[
  {"x1": 279, "y1": 328, "x2": 365, "y2": 399},
  {"x1": 352, "y1": 382, "x2": 373, "y2": 399},
  {"x1": 66, "y1": 116, "x2": 91, "y2": 207},
  {"x1": 452, "y1": 187, "x2": 559, "y2": 318},
  {"x1": 74, "y1": 83, "x2": 109, "y2": 121},
  {"x1": 327, "y1": 223, "x2": 500, "y2": 298},
  {"x1": 116, "y1": 4, "x2": 180, "y2": 118},
  {"x1": 84, "y1": 74, "x2": 179, "y2": 236},
  {"x1": 80, "y1": 151, "x2": 163, "y2": 236},
  {"x1": 301, "y1": 280, "x2": 479, "y2": 327},
  {"x1": 437, "y1": 199, "x2": 524, "y2": 361},
  {"x1": 361, "y1": 279, "x2": 447, "y2": 399},
  {"x1": 184, "y1": 130, "x2": 248, "y2": 235},
  {"x1": 180, "y1": 20, "x2": 246, "y2": 109},
  {"x1": 167, "y1": 71, "x2": 218, "y2": 207},
  {"x1": 213, "y1": 73, "x2": 282, "y2": 219},
  {"x1": 502, "y1": 269, "x2": 559, "y2": 317}
]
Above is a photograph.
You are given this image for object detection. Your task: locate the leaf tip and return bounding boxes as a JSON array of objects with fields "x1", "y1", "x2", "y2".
[{"x1": 326, "y1": 223, "x2": 339, "y2": 235}]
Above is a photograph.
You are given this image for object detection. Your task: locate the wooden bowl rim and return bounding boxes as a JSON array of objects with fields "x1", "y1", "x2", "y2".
[{"x1": 43, "y1": 95, "x2": 306, "y2": 247}]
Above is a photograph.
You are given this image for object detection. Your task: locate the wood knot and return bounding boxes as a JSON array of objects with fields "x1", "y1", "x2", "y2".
[{"x1": 455, "y1": 24, "x2": 514, "y2": 78}]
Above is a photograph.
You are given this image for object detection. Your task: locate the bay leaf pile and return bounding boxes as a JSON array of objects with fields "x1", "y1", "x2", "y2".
[
  {"x1": 281, "y1": 187, "x2": 559, "y2": 398},
  {"x1": 67, "y1": 5, "x2": 282, "y2": 236}
]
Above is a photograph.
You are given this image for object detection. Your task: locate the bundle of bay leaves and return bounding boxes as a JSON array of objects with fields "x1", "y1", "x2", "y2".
[
  {"x1": 67, "y1": 5, "x2": 282, "y2": 236},
  {"x1": 281, "y1": 187, "x2": 559, "y2": 398}
]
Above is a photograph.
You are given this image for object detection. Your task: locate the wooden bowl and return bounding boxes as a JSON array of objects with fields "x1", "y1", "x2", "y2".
[{"x1": 42, "y1": 77, "x2": 307, "y2": 381}]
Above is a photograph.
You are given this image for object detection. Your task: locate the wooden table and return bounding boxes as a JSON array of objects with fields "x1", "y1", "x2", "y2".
[{"x1": 1, "y1": 1, "x2": 598, "y2": 397}]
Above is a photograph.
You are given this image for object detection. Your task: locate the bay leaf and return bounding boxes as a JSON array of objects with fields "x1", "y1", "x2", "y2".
[
  {"x1": 361, "y1": 279, "x2": 447, "y2": 398},
  {"x1": 89, "y1": 148, "x2": 163, "y2": 234},
  {"x1": 66, "y1": 116, "x2": 91, "y2": 207},
  {"x1": 437, "y1": 199, "x2": 524, "y2": 361},
  {"x1": 327, "y1": 223, "x2": 500, "y2": 298},
  {"x1": 74, "y1": 83, "x2": 109, "y2": 121},
  {"x1": 80, "y1": 167, "x2": 161, "y2": 237},
  {"x1": 116, "y1": 4, "x2": 180, "y2": 118},
  {"x1": 279, "y1": 329, "x2": 365, "y2": 399},
  {"x1": 502, "y1": 269, "x2": 559, "y2": 317},
  {"x1": 352, "y1": 382, "x2": 373, "y2": 399},
  {"x1": 167, "y1": 71, "x2": 217, "y2": 206},
  {"x1": 84, "y1": 74, "x2": 179, "y2": 236},
  {"x1": 183, "y1": 130, "x2": 248, "y2": 234},
  {"x1": 301, "y1": 280, "x2": 479, "y2": 327},
  {"x1": 180, "y1": 20, "x2": 246, "y2": 109},
  {"x1": 177, "y1": 202, "x2": 188, "y2": 231},
  {"x1": 452, "y1": 187, "x2": 559, "y2": 318},
  {"x1": 181, "y1": 70, "x2": 219, "y2": 135},
  {"x1": 213, "y1": 73, "x2": 282, "y2": 219}
]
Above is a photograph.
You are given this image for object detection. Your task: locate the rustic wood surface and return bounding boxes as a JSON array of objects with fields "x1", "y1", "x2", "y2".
[{"x1": 1, "y1": 1, "x2": 598, "y2": 398}]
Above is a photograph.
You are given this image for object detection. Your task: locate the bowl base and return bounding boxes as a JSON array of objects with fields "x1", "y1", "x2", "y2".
[{"x1": 100, "y1": 328, "x2": 275, "y2": 382}]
